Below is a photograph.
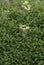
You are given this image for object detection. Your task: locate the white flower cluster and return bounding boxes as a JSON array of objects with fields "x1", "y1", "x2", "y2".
[
  {"x1": 22, "y1": 1, "x2": 31, "y2": 11},
  {"x1": 19, "y1": 24, "x2": 29, "y2": 31}
]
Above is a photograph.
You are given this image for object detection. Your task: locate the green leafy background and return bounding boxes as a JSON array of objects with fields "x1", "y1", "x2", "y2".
[{"x1": 0, "y1": 0, "x2": 44, "y2": 65}]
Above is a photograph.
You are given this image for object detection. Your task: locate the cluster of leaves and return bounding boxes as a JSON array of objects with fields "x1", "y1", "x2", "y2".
[{"x1": 0, "y1": 0, "x2": 44, "y2": 65}]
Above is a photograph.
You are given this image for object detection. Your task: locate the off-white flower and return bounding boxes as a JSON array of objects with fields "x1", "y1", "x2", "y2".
[
  {"x1": 26, "y1": 26, "x2": 29, "y2": 29},
  {"x1": 22, "y1": 5, "x2": 27, "y2": 10},
  {"x1": 19, "y1": 24, "x2": 29, "y2": 31},
  {"x1": 22, "y1": 4, "x2": 31, "y2": 10},
  {"x1": 23, "y1": 1, "x2": 29, "y2": 5},
  {"x1": 22, "y1": 1, "x2": 31, "y2": 11},
  {"x1": 27, "y1": 4, "x2": 31, "y2": 10}
]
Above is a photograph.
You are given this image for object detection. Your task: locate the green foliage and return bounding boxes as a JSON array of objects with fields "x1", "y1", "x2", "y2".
[{"x1": 0, "y1": 0, "x2": 44, "y2": 65}]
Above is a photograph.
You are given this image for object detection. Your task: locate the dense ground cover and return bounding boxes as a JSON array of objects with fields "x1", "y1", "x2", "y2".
[{"x1": 0, "y1": 0, "x2": 44, "y2": 65}]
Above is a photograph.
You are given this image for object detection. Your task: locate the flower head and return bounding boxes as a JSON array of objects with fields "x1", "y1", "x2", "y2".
[
  {"x1": 23, "y1": 1, "x2": 29, "y2": 5},
  {"x1": 19, "y1": 24, "x2": 29, "y2": 31},
  {"x1": 22, "y1": 1, "x2": 31, "y2": 11}
]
